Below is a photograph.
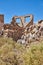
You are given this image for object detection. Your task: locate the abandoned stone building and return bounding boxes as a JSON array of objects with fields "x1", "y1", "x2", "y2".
[
  {"x1": 0, "y1": 14, "x2": 33, "y2": 40},
  {"x1": 0, "y1": 14, "x2": 43, "y2": 42}
]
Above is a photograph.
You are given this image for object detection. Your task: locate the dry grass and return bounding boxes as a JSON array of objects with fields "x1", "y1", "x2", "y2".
[{"x1": 0, "y1": 37, "x2": 43, "y2": 65}]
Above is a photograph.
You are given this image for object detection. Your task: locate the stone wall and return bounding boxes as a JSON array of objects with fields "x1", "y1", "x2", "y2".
[
  {"x1": 11, "y1": 14, "x2": 33, "y2": 28},
  {"x1": 0, "y1": 15, "x2": 4, "y2": 35}
]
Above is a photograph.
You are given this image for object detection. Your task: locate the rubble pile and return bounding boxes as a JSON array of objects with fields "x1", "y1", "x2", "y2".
[
  {"x1": 17, "y1": 21, "x2": 43, "y2": 44},
  {"x1": 3, "y1": 24, "x2": 24, "y2": 41}
]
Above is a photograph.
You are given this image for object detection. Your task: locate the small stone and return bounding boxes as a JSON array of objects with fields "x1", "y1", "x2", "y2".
[
  {"x1": 22, "y1": 40, "x2": 26, "y2": 44},
  {"x1": 17, "y1": 39, "x2": 22, "y2": 44}
]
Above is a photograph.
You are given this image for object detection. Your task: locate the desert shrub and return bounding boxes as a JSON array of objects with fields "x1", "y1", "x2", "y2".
[
  {"x1": 0, "y1": 37, "x2": 15, "y2": 47},
  {"x1": 0, "y1": 37, "x2": 24, "y2": 65},
  {"x1": 22, "y1": 42, "x2": 43, "y2": 65}
]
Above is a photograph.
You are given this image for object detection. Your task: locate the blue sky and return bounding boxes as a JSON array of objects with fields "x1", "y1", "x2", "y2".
[{"x1": 0, "y1": 0, "x2": 43, "y2": 23}]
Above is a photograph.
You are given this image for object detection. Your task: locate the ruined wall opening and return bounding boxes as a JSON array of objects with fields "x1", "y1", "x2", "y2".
[
  {"x1": 24, "y1": 17, "x2": 30, "y2": 26},
  {"x1": 16, "y1": 18, "x2": 22, "y2": 27},
  {"x1": 16, "y1": 18, "x2": 21, "y2": 24},
  {"x1": 25, "y1": 17, "x2": 30, "y2": 23}
]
